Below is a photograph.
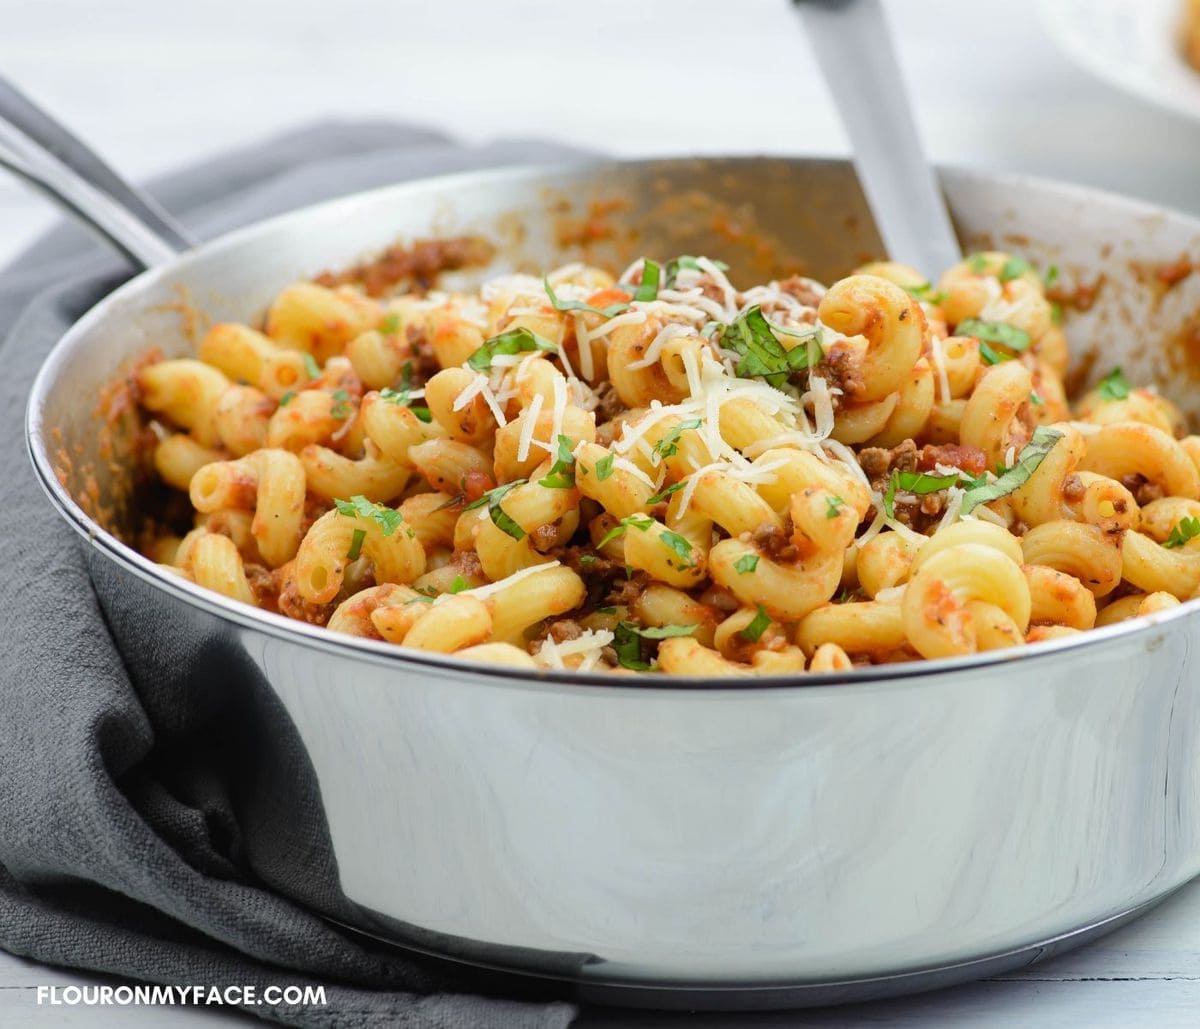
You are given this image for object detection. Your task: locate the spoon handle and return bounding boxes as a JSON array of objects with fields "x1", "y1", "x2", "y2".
[
  {"x1": 0, "y1": 75, "x2": 193, "y2": 269},
  {"x1": 795, "y1": 0, "x2": 961, "y2": 280}
]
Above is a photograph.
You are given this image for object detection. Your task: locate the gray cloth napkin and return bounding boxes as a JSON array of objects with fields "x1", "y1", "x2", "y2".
[{"x1": 0, "y1": 121, "x2": 583, "y2": 1028}]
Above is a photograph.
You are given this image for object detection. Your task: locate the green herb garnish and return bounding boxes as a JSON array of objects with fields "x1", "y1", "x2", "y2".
[
  {"x1": 631, "y1": 259, "x2": 661, "y2": 302},
  {"x1": 999, "y1": 256, "x2": 1033, "y2": 282},
  {"x1": 543, "y1": 277, "x2": 629, "y2": 318},
  {"x1": 663, "y1": 255, "x2": 728, "y2": 289},
  {"x1": 595, "y1": 453, "x2": 615, "y2": 481},
  {"x1": 957, "y1": 318, "x2": 1031, "y2": 353},
  {"x1": 659, "y1": 530, "x2": 694, "y2": 566},
  {"x1": 346, "y1": 528, "x2": 366, "y2": 560},
  {"x1": 612, "y1": 621, "x2": 698, "y2": 670},
  {"x1": 740, "y1": 605, "x2": 771, "y2": 643},
  {"x1": 882, "y1": 470, "x2": 959, "y2": 518},
  {"x1": 652, "y1": 419, "x2": 703, "y2": 460},
  {"x1": 463, "y1": 480, "x2": 527, "y2": 541},
  {"x1": 333, "y1": 495, "x2": 404, "y2": 536},
  {"x1": 716, "y1": 306, "x2": 822, "y2": 386},
  {"x1": 466, "y1": 327, "x2": 558, "y2": 372},
  {"x1": 538, "y1": 435, "x2": 577, "y2": 489},
  {"x1": 978, "y1": 339, "x2": 1012, "y2": 365},
  {"x1": 330, "y1": 388, "x2": 353, "y2": 419},
  {"x1": 303, "y1": 353, "x2": 321, "y2": 380},
  {"x1": 448, "y1": 575, "x2": 469, "y2": 594},
  {"x1": 826, "y1": 495, "x2": 845, "y2": 519},
  {"x1": 1044, "y1": 264, "x2": 1060, "y2": 289},
  {"x1": 1096, "y1": 367, "x2": 1132, "y2": 401},
  {"x1": 734, "y1": 553, "x2": 759, "y2": 575},
  {"x1": 597, "y1": 513, "x2": 654, "y2": 549},
  {"x1": 379, "y1": 386, "x2": 432, "y2": 422},
  {"x1": 1164, "y1": 516, "x2": 1200, "y2": 549},
  {"x1": 380, "y1": 312, "x2": 400, "y2": 335},
  {"x1": 647, "y1": 480, "x2": 686, "y2": 505},
  {"x1": 960, "y1": 426, "x2": 1064, "y2": 515},
  {"x1": 278, "y1": 390, "x2": 296, "y2": 406}
]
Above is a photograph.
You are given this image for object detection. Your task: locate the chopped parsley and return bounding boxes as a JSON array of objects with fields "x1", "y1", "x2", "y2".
[
  {"x1": 652, "y1": 419, "x2": 703, "y2": 460},
  {"x1": 380, "y1": 312, "x2": 401, "y2": 335},
  {"x1": 716, "y1": 305, "x2": 822, "y2": 386},
  {"x1": 1096, "y1": 367, "x2": 1132, "y2": 401},
  {"x1": 967, "y1": 253, "x2": 990, "y2": 273},
  {"x1": 598, "y1": 513, "x2": 654, "y2": 548},
  {"x1": 334, "y1": 495, "x2": 404, "y2": 536},
  {"x1": 346, "y1": 528, "x2": 366, "y2": 561},
  {"x1": 466, "y1": 327, "x2": 558, "y2": 371},
  {"x1": 594, "y1": 453, "x2": 615, "y2": 481},
  {"x1": 734, "y1": 553, "x2": 759, "y2": 575},
  {"x1": 903, "y1": 281, "x2": 948, "y2": 304},
  {"x1": 826, "y1": 495, "x2": 846, "y2": 519},
  {"x1": 538, "y1": 435, "x2": 577, "y2": 489},
  {"x1": 448, "y1": 575, "x2": 469, "y2": 594},
  {"x1": 956, "y1": 318, "x2": 1031, "y2": 353},
  {"x1": 612, "y1": 621, "x2": 698, "y2": 670},
  {"x1": 739, "y1": 605, "x2": 771, "y2": 643},
  {"x1": 1044, "y1": 264, "x2": 1060, "y2": 289},
  {"x1": 543, "y1": 277, "x2": 629, "y2": 318},
  {"x1": 464, "y1": 480, "x2": 527, "y2": 541},
  {"x1": 303, "y1": 353, "x2": 321, "y2": 380},
  {"x1": 1164, "y1": 517, "x2": 1200, "y2": 549},
  {"x1": 960, "y1": 426, "x2": 1064, "y2": 515}
]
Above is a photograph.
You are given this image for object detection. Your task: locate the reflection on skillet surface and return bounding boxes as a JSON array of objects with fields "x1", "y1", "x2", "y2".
[{"x1": 88, "y1": 233, "x2": 1200, "y2": 677}]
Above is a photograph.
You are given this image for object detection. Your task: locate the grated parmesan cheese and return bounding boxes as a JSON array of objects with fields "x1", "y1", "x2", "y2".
[{"x1": 516, "y1": 393, "x2": 544, "y2": 463}]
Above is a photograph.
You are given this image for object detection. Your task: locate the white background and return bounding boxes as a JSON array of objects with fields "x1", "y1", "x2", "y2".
[{"x1": 3, "y1": 0, "x2": 1200, "y2": 267}]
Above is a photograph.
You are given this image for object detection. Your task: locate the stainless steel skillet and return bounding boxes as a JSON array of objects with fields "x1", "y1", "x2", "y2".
[{"x1": 15, "y1": 84, "x2": 1200, "y2": 1008}]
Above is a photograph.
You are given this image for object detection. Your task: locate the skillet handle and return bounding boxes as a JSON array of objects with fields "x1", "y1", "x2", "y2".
[{"x1": 0, "y1": 75, "x2": 195, "y2": 270}]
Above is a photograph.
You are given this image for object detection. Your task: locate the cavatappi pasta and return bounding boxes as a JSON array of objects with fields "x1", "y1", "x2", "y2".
[{"x1": 134, "y1": 250, "x2": 1200, "y2": 675}]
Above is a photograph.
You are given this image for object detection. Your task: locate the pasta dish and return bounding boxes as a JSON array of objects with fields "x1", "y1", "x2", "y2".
[{"x1": 132, "y1": 251, "x2": 1200, "y2": 675}]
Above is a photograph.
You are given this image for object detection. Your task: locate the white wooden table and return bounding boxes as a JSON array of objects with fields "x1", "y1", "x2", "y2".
[{"x1": 3, "y1": 0, "x2": 1200, "y2": 1023}]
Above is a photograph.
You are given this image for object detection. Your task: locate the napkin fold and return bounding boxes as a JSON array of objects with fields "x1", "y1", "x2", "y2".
[{"x1": 0, "y1": 121, "x2": 584, "y2": 1028}]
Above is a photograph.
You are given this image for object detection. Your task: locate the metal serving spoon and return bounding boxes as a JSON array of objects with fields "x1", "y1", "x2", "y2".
[
  {"x1": 0, "y1": 74, "x2": 193, "y2": 269},
  {"x1": 794, "y1": 0, "x2": 962, "y2": 279}
]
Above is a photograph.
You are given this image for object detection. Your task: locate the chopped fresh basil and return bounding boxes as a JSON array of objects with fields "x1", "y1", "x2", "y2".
[
  {"x1": 346, "y1": 528, "x2": 366, "y2": 561},
  {"x1": 631, "y1": 259, "x2": 660, "y2": 302},
  {"x1": 379, "y1": 386, "x2": 432, "y2": 422},
  {"x1": 278, "y1": 390, "x2": 296, "y2": 407},
  {"x1": 1164, "y1": 516, "x2": 1200, "y2": 549},
  {"x1": 579, "y1": 554, "x2": 597, "y2": 567},
  {"x1": 303, "y1": 353, "x2": 321, "y2": 380},
  {"x1": 380, "y1": 312, "x2": 400, "y2": 335},
  {"x1": 334, "y1": 495, "x2": 404, "y2": 536},
  {"x1": 663, "y1": 255, "x2": 728, "y2": 289},
  {"x1": 960, "y1": 426, "x2": 1064, "y2": 514},
  {"x1": 466, "y1": 327, "x2": 558, "y2": 371},
  {"x1": 659, "y1": 530, "x2": 694, "y2": 566},
  {"x1": 652, "y1": 419, "x2": 703, "y2": 460},
  {"x1": 717, "y1": 305, "x2": 822, "y2": 386},
  {"x1": 1029, "y1": 390, "x2": 1044, "y2": 406},
  {"x1": 448, "y1": 575, "x2": 469, "y2": 594},
  {"x1": 903, "y1": 282, "x2": 948, "y2": 305},
  {"x1": 957, "y1": 318, "x2": 1031, "y2": 352},
  {"x1": 967, "y1": 253, "x2": 990, "y2": 273},
  {"x1": 999, "y1": 256, "x2": 1033, "y2": 282},
  {"x1": 734, "y1": 553, "x2": 759, "y2": 575},
  {"x1": 463, "y1": 480, "x2": 527, "y2": 540},
  {"x1": 740, "y1": 605, "x2": 771, "y2": 643},
  {"x1": 1050, "y1": 301, "x2": 1063, "y2": 325},
  {"x1": 330, "y1": 388, "x2": 353, "y2": 419},
  {"x1": 1096, "y1": 367, "x2": 1132, "y2": 401},
  {"x1": 647, "y1": 480, "x2": 686, "y2": 505},
  {"x1": 826, "y1": 495, "x2": 845, "y2": 519},
  {"x1": 883, "y1": 470, "x2": 958, "y2": 518},
  {"x1": 978, "y1": 339, "x2": 1012, "y2": 366},
  {"x1": 543, "y1": 277, "x2": 629, "y2": 318},
  {"x1": 612, "y1": 621, "x2": 697, "y2": 670},
  {"x1": 595, "y1": 453, "x2": 615, "y2": 481},
  {"x1": 1044, "y1": 264, "x2": 1060, "y2": 289},
  {"x1": 597, "y1": 513, "x2": 654, "y2": 549},
  {"x1": 538, "y1": 435, "x2": 577, "y2": 489}
]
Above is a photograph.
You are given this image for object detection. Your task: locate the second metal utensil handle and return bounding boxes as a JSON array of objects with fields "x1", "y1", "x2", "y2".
[
  {"x1": 794, "y1": 0, "x2": 962, "y2": 279},
  {"x1": 0, "y1": 75, "x2": 194, "y2": 270}
]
